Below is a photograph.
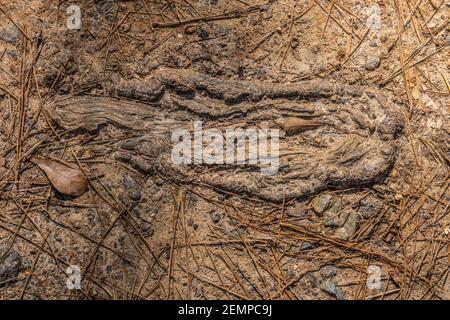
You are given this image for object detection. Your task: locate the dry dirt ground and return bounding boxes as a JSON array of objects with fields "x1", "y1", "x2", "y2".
[{"x1": 0, "y1": 0, "x2": 448, "y2": 300}]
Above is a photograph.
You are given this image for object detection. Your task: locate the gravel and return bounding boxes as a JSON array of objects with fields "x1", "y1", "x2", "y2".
[
  {"x1": 0, "y1": 249, "x2": 22, "y2": 284},
  {"x1": 365, "y1": 55, "x2": 381, "y2": 70},
  {"x1": 321, "y1": 278, "x2": 345, "y2": 300},
  {"x1": 123, "y1": 174, "x2": 141, "y2": 201},
  {"x1": 310, "y1": 194, "x2": 334, "y2": 216},
  {"x1": 320, "y1": 265, "x2": 338, "y2": 278},
  {"x1": 335, "y1": 211, "x2": 360, "y2": 240},
  {"x1": 0, "y1": 25, "x2": 21, "y2": 44},
  {"x1": 211, "y1": 212, "x2": 221, "y2": 224}
]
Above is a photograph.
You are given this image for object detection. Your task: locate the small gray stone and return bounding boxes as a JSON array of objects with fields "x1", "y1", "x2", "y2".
[
  {"x1": 359, "y1": 196, "x2": 383, "y2": 219},
  {"x1": 58, "y1": 83, "x2": 70, "y2": 94},
  {"x1": 323, "y1": 201, "x2": 346, "y2": 227},
  {"x1": 310, "y1": 194, "x2": 334, "y2": 216},
  {"x1": 123, "y1": 174, "x2": 137, "y2": 189},
  {"x1": 335, "y1": 227, "x2": 350, "y2": 240},
  {"x1": 300, "y1": 241, "x2": 313, "y2": 250},
  {"x1": 335, "y1": 211, "x2": 360, "y2": 240},
  {"x1": 304, "y1": 273, "x2": 318, "y2": 288},
  {"x1": 133, "y1": 159, "x2": 153, "y2": 174},
  {"x1": 0, "y1": 249, "x2": 22, "y2": 284},
  {"x1": 369, "y1": 39, "x2": 378, "y2": 47},
  {"x1": 211, "y1": 212, "x2": 221, "y2": 224},
  {"x1": 119, "y1": 138, "x2": 140, "y2": 150},
  {"x1": 197, "y1": 26, "x2": 209, "y2": 40},
  {"x1": 265, "y1": 7, "x2": 273, "y2": 19},
  {"x1": 7, "y1": 50, "x2": 18, "y2": 59},
  {"x1": 321, "y1": 278, "x2": 345, "y2": 300},
  {"x1": 0, "y1": 25, "x2": 21, "y2": 44},
  {"x1": 130, "y1": 190, "x2": 141, "y2": 201},
  {"x1": 321, "y1": 265, "x2": 338, "y2": 278},
  {"x1": 114, "y1": 151, "x2": 132, "y2": 162},
  {"x1": 42, "y1": 70, "x2": 58, "y2": 88},
  {"x1": 140, "y1": 225, "x2": 153, "y2": 237},
  {"x1": 217, "y1": 193, "x2": 227, "y2": 201},
  {"x1": 287, "y1": 202, "x2": 307, "y2": 217},
  {"x1": 123, "y1": 174, "x2": 141, "y2": 201},
  {"x1": 365, "y1": 55, "x2": 381, "y2": 70}
]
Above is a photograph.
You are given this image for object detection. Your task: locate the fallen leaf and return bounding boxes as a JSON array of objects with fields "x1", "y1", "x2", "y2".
[
  {"x1": 31, "y1": 156, "x2": 88, "y2": 196},
  {"x1": 280, "y1": 117, "x2": 323, "y2": 136}
]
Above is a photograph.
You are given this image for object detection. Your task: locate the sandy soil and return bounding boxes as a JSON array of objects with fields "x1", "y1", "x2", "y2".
[{"x1": 0, "y1": 0, "x2": 448, "y2": 300}]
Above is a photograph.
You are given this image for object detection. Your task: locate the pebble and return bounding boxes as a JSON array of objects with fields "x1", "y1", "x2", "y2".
[
  {"x1": 365, "y1": 55, "x2": 381, "y2": 70},
  {"x1": 304, "y1": 273, "x2": 318, "y2": 288},
  {"x1": 310, "y1": 194, "x2": 334, "y2": 216},
  {"x1": 197, "y1": 26, "x2": 209, "y2": 40},
  {"x1": 217, "y1": 193, "x2": 227, "y2": 201},
  {"x1": 65, "y1": 60, "x2": 79, "y2": 75},
  {"x1": 291, "y1": 39, "x2": 299, "y2": 49},
  {"x1": 114, "y1": 151, "x2": 132, "y2": 162},
  {"x1": 359, "y1": 196, "x2": 383, "y2": 219},
  {"x1": 140, "y1": 226, "x2": 154, "y2": 238},
  {"x1": 320, "y1": 265, "x2": 338, "y2": 278},
  {"x1": 0, "y1": 25, "x2": 21, "y2": 44},
  {"x1": 211, "y1": 212, "x2": 221, "y2": 224},
  {"x1": 286, "y1": 202, "x2": 307, "y2": 217},
  {"x1": 130, "y1": 190, "x2": 142, "y2": 201},
  {"x1": 300, "y1": 241, "x2": 313, "y2": 250},
  {"x1": 8, "y1": 50, "x2": 18, "y2": 59},
  {"x1": 119, "y1": 138, "x2": 140, "y2": 150},
  {"x1": 265, "y1": 7, "x2": 273, "y2": 19},
  {"x1": 123, "y1": 174, "x2": 141, "y2": 201},
  {"x1": 335, "y1": 210, "x2": 360, "y2": 240},
  {"x1": 58, "y1": 83, "x2": 70, "y2": 94},
  {"x1": 323, "y1": 200, "x2": 346, "y2": 228},
  {"x1": 0, "y1": 249, "x2": 22, "y2": 284},
  {"x1": 185, "y1": 25, "x2": 197, "y2": 34},
  {"x1": 42, "y1": 71, "x2": 58, "y2": 88},
  {"x1": 321, "y1": 278, "x2": 345, "y2": 300},
  {"x1": 97, "y1": 0, "x2": 113, "y2": 14}
]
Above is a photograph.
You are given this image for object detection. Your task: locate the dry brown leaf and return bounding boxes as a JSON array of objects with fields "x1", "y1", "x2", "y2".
[
  {"x1": 280, "y1": 117, "x2": 323, "y2": 136},
  {"x1": 31, "y1": 156, "x2": 88, "y2": 196}
]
